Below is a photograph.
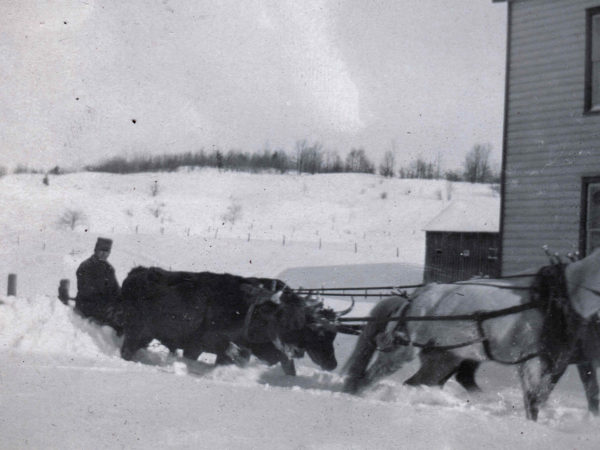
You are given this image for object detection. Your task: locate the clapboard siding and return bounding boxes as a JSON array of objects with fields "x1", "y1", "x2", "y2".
[
  {"x1": 504, "y1": 204, "x2": 580, "y2": 214},
  {"x1": 510, "y1": 68, "x2": 582, "y2": 86},
  {"x1": 502, "y1": 0, "x2": 600, "y2": 274},
  {"x1": 507, "y1": 160, "x2": 595, "y2": 169}
]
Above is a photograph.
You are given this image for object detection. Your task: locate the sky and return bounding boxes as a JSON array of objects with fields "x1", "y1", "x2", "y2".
[{"x1": 0, "y1": 0, "x2": 507, "y2": 172}]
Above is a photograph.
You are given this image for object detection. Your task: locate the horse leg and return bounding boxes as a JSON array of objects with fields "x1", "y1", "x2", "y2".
[
  {"x1": 454, "y1": 360, "x2": 481, "y2": 392},
  {"x1": 518, "y1": 356, "x2": 559, "y2": 421},
  {"x1": 344, "y1": 336, "x2": 378, "y2": 393},
  {"x1": 343, "y1": 314, "x2": 390, "y2": 394},
  {"x1": 363, "y1": 345, "x2": 415, "y2": 387},
  {"x1": 343, "y1": 297, "x2": 409, "y2": 394},
  {"x1": 404, "y1": 349, "x2": 462, "y2": 387},
  {"x1": 577, "y1": 361, "x2": 599, "y2": 415}
]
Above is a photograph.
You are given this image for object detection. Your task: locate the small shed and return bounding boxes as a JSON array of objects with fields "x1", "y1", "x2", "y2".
[{"x1": 423, "y1": 198, "x2": 500, "y2": 283}]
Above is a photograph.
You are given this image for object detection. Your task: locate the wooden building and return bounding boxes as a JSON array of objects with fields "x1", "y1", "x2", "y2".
[
  {"x1": 496, "y1": 0, "x2": 600, "y2": 274},
  {"x1": 423, "y1": 199, "x2": 501, "y2": 283}
]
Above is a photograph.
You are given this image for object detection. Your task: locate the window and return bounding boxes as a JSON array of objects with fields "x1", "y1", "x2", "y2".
[
  {"x1": 581, "y1": 177, "x2": 600, "y2": 255},
  {"x1": 585, "y1": 8, "x2": 600, "y2": 112}
]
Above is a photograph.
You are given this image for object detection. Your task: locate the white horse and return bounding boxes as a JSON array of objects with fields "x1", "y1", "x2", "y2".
[{"x1": 343, "y1": 250, "x2": 600, "y2": 421}]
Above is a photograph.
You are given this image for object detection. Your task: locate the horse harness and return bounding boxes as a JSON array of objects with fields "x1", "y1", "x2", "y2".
[
  {"x1": 372, "y1": 267, "x2": 570, "y2": 365},
  {"x1": 377, "y1": 298, "x2": 543, "y2": 364}
]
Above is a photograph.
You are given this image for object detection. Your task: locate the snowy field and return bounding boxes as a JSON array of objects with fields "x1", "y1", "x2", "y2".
[{"x1": 1, "y1": 170, "x2": 599, "y2": 449}]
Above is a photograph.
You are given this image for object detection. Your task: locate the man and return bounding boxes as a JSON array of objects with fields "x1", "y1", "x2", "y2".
[{"x1": 75, "y1": 237, "x2": 123, "y2": 333}]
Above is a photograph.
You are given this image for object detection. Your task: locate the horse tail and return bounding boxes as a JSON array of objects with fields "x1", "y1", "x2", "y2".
[{"x1": 342, "y1": 296, "x2": 410, "y2": 393}]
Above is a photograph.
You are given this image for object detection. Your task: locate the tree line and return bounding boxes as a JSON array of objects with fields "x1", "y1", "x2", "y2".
[{"x1": 3, "y1": 142, "x2": 497, "y2": 183}]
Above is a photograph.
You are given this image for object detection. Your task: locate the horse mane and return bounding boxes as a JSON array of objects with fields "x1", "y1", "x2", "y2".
[{"x1": 530, "y1": 263, "x2": 582, "y2": 361}]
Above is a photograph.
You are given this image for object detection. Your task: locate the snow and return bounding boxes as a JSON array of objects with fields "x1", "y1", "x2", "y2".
[
  {"x1": 1, "y1": 170, "x2": 598, "y2": 449},
  {"x1": 423, "y1": 198, "x2": 500, "y2": 233}
]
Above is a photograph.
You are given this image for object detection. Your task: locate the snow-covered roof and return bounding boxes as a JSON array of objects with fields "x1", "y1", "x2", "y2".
[{"x1": 423, "y1": 198, "x2": 500, "y2": 233}]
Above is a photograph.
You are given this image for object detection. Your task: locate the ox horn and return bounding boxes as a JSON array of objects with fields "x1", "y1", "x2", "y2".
[
  {"x1": 304, "y1": 291, "x2": 324, "y2": 307},
  {"x1": 271, "y1": 290, "x2": 283, "y2": 304},
  {"x1": 334, "y1": 296, "x2": 355, "y2": 317}
]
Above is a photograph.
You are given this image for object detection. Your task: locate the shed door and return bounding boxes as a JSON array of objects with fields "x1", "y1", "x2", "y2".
[
  {"x1": 424, "y1": 232, "x2": 500, "y2": 283},
  {"x1": 459, "y1": 233, "x2": 500, "y2": 281}
]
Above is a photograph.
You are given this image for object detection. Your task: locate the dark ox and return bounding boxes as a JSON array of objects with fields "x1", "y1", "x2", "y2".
[{"x1": 119, "y1": 267, "x2": 345, "y2": 375}]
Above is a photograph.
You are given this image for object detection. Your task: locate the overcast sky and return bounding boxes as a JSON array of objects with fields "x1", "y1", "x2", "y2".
[{"x1": 0, "y1": 0, "x2": 506, "y2": 171}]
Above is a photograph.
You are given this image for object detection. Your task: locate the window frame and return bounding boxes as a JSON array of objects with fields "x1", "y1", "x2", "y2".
[
  {"x1": 584, "y1": 7, "x2": 600, "y2": 114},
  {"x1": 580, "y1": 176, "x2": 600, "y2": 256}
]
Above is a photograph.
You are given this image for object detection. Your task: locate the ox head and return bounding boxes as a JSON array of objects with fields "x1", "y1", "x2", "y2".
[{"x1": 248, "y1": 288, "x2": 351, "y2": 371}]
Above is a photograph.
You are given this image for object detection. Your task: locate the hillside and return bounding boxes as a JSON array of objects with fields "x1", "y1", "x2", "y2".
[
  {"x1": 3, "y1": 171, "x2": 596, "y2": 450},
  {"x1": 0, "y1": 169, "x2": 495, "y2": 296}
]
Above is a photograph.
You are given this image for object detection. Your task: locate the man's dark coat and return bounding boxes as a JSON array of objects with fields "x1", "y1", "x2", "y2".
[{"x1": 75, "y1": 255, "x2": 122, "y2": 329}]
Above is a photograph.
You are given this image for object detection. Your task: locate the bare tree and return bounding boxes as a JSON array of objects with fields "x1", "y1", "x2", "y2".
[
  {"x1": 295, "y1": 140, "x2": 323, "y2": 174},
  {"x1": 345, "y1": 148, "x2": 375, "y2": 173},
  {"x1": 221, "y1": 201, "x2": 243, "y2": 224},
  {"x1": 57, "y1": 209, "x2": 87, "y2": 230},
  {"x1": 322, "y1": 150, "x2": 344, "y2": 173},
  {"x1": 464, "y1": 143, "x2": 492, "y2": 183},
  {"x1": 379, "y1": 150, "x2": 396, "y2": 177}
]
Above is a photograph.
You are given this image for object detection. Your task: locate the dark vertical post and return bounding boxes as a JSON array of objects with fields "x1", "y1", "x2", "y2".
[
  {"x1": 58, "y1": 279, "x2": 70, "y2": 304},
  {"x1": 7, "y1": 274, "x2": 17, "y2": 296}
]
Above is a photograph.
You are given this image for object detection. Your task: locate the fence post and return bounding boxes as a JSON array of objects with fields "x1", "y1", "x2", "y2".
[
  {"x1": 7, "y1": 274, "x2": 17, "y2": 296},
  {"x1": 58, "y1": 279, "x2": 70, "y2": 304}
]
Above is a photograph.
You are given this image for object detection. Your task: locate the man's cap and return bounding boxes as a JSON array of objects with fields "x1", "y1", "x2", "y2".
[{"x1": 94, "y1": 237, "x2": 113, "y2": 252}]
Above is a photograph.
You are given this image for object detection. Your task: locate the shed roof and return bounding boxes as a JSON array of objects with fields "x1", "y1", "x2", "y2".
[{"x1": 423, "y1": 197, "x2": 500, "y2": 233}]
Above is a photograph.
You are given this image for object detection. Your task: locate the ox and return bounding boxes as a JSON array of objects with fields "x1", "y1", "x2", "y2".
[{"x1": 119, "y1": 267, "x2": 347, "y2": 375}]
